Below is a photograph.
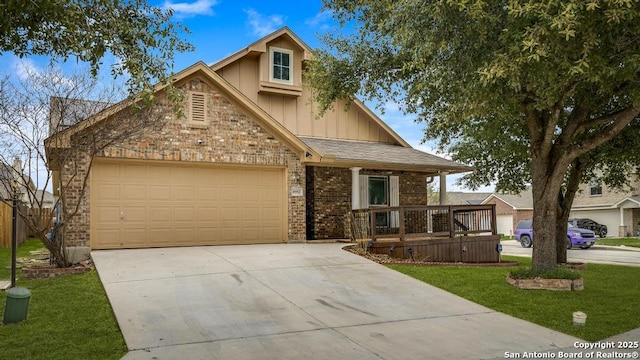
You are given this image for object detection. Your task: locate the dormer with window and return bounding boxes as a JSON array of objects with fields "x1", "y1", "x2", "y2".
[
  {"x1": 258, "y1": 39, "x2": 304, "y2": 97},
  {"x1": 270, "y1": 47, "x2": 293, "y2": 85}
]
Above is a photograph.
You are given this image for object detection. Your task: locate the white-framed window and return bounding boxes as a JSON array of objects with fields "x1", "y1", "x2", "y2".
[
  {"x1": 188, "y1": 91, "x2": 207, "y2": 125},
  {"x1": 589, "y1": 180, "x2": 602, "y2": 196},
  {"x1": 368, "y1": 176, "x2": 389, "y2": 207},
  {"x1": 359, "y1": 175, "x2": 399, "y2": 227},
  {"x1": 269, "y1": 47, "x2": 293, "y2": 85}
]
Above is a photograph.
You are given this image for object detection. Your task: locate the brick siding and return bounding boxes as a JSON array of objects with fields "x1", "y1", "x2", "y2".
[
  {"x1": 60, "y1": 76, "x2": 306, "y2": 247},
  {"x1": 306, "y1": 167, "x2": 428, "y2": 239}
]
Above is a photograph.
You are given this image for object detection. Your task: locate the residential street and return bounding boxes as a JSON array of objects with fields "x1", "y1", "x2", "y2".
[{"x1": 500, "y1": 240, "x2": 640, "y2": 267}]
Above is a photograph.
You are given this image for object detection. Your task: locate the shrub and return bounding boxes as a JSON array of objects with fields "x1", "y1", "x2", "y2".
[{"x1": 509, "y1": 267, "x2": 582, "y2": 280}]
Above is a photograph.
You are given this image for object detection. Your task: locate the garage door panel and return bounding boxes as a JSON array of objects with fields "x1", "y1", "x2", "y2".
[
  {"x1": 220, "y1": 187, "x2": 239, "y2": 201},
  {"x1": 174, "y1": 185, "x2": 197, "y2": 201},
  {"x1": 220, "y1": 228, "x2": 242, "y2": 242},
  {"x1": 242, "y1": 188, "x2": 260, "y2": 202},
  {"x1": 198, "y1": 186, "x2": 219, "y2": 201},
  {"x1": 91, "y1": 160, "x2": 286, "y2": 249},
  {"x1": 94, "y1": 184, "x2": 120, "y2": 201},
  {"x1": 122, "y1": 164, "x2": 148, "y2": 181},
  {"x1": 95, "y1": 162, "x2": 120, "y2": 179},
  {"x1": 94, "y1": 206, "x2": 121, "y2": 223},
  {"x1": 198, "y1": 207, "x2": 219, "y2": 221},
  {"x1": 262, "y1": 189, "x2": 282, "y2": 202},
  {"x1": 242, "y1": 208, "x2": 260, "y2": 221},
  {"x1": 147, "y1": 165, "x2": 172, "y2": 183},
  {"x1": 260, "y1": 227, "x2": 282, "y2": 242},
  {"x1": 242, "y1": 227, "x2": 260, "y2": 239},
  {"x1": 122, "y1": 207, "x2": 147, "y2": 222},
  {"x1": 174, "y1": 207, "x2": 197, "y2": 222},
  {"x1": 120, "y1": 229, "x2": 148, "y2": 245},
  {"x1": 148, "y1": 186, "x2": 172, "y2": 200},
  {"x1": 172, "y1": 228, "x2": 197, "y2": 242},
  {"x1": 122, "y1": 185, "x2": 146, "y2": 200},
  {"x1": 148, "y1": 208, "x2": 171, "y2": 223},
  {"x1": 262, "y1": 208, "x2": 281, "y2": 221},
  {"x1": 173, "y1": 167, "x2": 198, "y2": 183},
  {"x1": 93, "y1": 228, "x2": 121, "y2": 247}
]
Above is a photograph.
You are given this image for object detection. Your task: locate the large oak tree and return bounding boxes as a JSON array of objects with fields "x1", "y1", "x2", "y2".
[{"x1": 306, "y1": 0, "x2": 640, "y2": 270}]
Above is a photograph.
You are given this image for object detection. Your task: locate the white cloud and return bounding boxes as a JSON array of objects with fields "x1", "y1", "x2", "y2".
[
  {"x1": 304, "y1": 11, "x2": 333, "y2": 30},
  {"x1": 14, "y1": 58, "x2": 41, "y2": 80},
  {"x1": 244, "y1": 9, "x2": 285, "y2": 37},
  {"x1": 163, "y1": 0, "x2": 217, "y2": 18}
]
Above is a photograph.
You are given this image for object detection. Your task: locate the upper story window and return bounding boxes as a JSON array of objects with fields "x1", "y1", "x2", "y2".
[
  {"x1": 589, "y1": 180, "x2": 603, "y2": 196},
  {"x1": 269, "y1": 47, "x2": 293, "y2": 85},
  {"x1": 188, "y1": 91, "x2": 207, "y2": 125}
]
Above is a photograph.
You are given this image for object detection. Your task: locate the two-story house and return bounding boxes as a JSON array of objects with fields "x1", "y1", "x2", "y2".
[
  {"x1": 570, "y1": 176, "x2": 640, "y2": 237},
  {"x1": 45, "y1": 27, "x2": 472, "y2": 250},
  {"x1": 482, "y1": 178, "x2": 640, "y2": 238}
]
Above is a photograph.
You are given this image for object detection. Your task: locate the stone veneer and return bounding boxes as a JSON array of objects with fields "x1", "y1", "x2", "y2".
[
  {"x1": 306, "y1": 167, "x2": 429, "y2": 240},
  {"x1": 506, "y1": 276, "x2": 584, "y2": 291},
  {"x1": 60, "y1": 76, "x2": 306, "y2": 247}
]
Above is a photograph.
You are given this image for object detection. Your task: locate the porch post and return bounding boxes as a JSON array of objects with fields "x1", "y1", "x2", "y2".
[
  {"x1": 350, "y1": 167, "x2": 362, "y2": 210},
  {"x1": 439, "y1": 172, "x2": 448, "y2": 205},
  {"x1": 619, "y1": 207, "x2": 627, "y2": 237}
]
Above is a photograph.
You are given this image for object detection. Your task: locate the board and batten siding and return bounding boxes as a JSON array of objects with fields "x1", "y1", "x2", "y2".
[{"x1": 215, "y1": 51, "x2": 397, "y2": 144}]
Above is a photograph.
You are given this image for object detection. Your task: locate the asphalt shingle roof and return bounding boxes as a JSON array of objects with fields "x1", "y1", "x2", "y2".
[{"x1": 300, "y1": 137, "x2": 472, "y2": 173}]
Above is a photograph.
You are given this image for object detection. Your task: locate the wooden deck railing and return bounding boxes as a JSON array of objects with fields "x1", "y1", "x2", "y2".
[
  {"x1": 350, "y1": 204, "x2": 500, "y2": 263},
  {"x1": 351, "y1": 204, "x2": 497, "y2": 242}
]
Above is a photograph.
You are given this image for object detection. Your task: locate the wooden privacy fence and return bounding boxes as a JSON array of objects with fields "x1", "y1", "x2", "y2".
[
  {"x1": 351, "y1": 204, "x2": 501, "y2": 263},
  {"x1": 0, "y1": 202, "x2": 53, "y2": 248}
]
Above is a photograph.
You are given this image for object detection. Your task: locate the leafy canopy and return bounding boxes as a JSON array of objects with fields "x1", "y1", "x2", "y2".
[
  {"x1": 307, "y1": 0, "x2": 640, "y2": 191},
  {"x1": 0, "y1": 0, "x2": 193, "y2": 96}
]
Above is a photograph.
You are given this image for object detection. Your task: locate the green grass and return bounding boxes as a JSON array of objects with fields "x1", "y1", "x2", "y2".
[
  {"x1": 0, "y1": 238, "x2": 48, "y2": 279},
  {"x1": 0, "y1": 240, "x2": 127, "y2": 360},
  {"x1": 388, "y1": 255, "x2": 640, "y2": 341},
  {"x1": 597, "y1": 237, "x2": 640, "y2": 248}
]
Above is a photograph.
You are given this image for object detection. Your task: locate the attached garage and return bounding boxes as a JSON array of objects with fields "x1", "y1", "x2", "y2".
[
  {"x1": 90, "y1": 159, "x2": 286, "y2": 249},
  {"x1": 570, "y1": 209, "x2": 619, "y2": 238},
  {"x1": 496, "y1": 215, "x2": 514, "y2": 237}
]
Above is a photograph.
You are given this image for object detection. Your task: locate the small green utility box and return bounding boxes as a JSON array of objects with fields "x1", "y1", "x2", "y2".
[{"x1": 3, "y1": 287, "x2": 31, "y2": 324}]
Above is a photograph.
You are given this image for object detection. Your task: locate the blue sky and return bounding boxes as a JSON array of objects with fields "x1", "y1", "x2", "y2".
[{"x1": 1, "y1": 0, "x2": 494, "y2": 192}]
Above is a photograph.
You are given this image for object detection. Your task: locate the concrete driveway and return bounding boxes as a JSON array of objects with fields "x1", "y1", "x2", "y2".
[{"x1": 92, "y1": 243, "x2": 580, "y2": 360}]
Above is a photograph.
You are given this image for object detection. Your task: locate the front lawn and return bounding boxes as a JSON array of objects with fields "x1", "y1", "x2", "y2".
[
  {"x1": 0, "y1": 238, "x2": 47, "y2": 279},
  {"x1": 597, "y1": 237, "x2": 640, "y2": 248},
  {"x1": 388, "y1": 255, "x2": 640, "y2": 342},
  {"x1": 0, "y1": 240, "x2": 127, "y2": 360}
]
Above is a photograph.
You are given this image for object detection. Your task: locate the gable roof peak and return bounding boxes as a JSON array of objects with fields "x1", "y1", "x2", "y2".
[{"x1": 210, "y1": 26, "x2": 313, "y2": 71}]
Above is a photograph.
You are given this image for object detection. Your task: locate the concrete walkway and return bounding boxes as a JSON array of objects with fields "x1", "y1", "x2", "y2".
[{"x1": 93, "y1": 243, "x2": 588, "y2": 360}]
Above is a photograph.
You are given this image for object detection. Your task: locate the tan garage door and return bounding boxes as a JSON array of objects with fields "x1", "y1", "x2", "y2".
[{"x1": 90, "y1": 159, "x2": 286, "y2": 249}]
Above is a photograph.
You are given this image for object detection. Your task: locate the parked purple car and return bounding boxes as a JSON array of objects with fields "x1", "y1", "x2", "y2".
[{"x1": 514, "y1": 219, "x2": 596, "y2": 249}]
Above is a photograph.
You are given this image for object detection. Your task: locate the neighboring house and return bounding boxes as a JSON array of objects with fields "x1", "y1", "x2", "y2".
[
  {"x1": 447, "y1": 192, "x2": 492, "y2": 206},
  {"x1": 48, "y1": 96, "x2": 112, "y2": 134},
  {"x1": 481, "y1": 188, "x2": 534, "y2": 237},
  {"x1": 0, "y1": 158, "x2": 35, "y2": 204},
  {"x1": 482, "y1": 178, "x2": 640, "y2": 237},
  {"x1": 45, "y1": 27, "x2": 471, "y2": 250},
  {"x1": 570, "y1": 176, "x2": 640, "y2": 237}
]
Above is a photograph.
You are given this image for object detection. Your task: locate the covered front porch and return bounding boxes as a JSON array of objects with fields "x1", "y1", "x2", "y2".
[{"x1": 350, "y1": 204, "x2": 501, "y2": 263}]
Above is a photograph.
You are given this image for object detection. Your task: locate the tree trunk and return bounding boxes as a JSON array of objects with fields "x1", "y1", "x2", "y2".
[
  {"x1": 530, "y1": 189, "x2": 558, "y2": 271},
  {"x1": 529, "y1": 151, "x2": 568, "y2": 271},
  {"x1": 555, "y1": 219, "x2": 568, "y2": 264},
  {"x1": 555, "y1": 158, "x2": 587, "y2": 264}
]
